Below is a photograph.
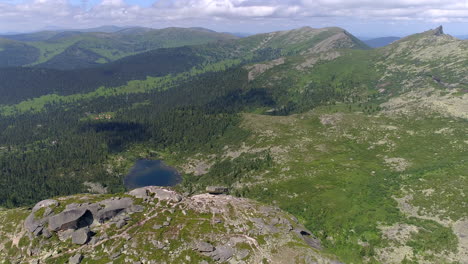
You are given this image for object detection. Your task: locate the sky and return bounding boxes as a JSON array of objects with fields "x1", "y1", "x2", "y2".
[{"x1": 1, "y1": 0, "x2": 468, "y2": 37}]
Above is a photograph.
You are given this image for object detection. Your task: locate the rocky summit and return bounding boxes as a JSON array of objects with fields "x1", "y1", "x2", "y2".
[{"x1": 0, "y1": 187, "x2": 341, "y2": 263}]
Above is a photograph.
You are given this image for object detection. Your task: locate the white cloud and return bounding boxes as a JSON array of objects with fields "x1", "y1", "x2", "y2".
[{"x1": 0, "y1": 0, "x2": 467, "y2": 32}]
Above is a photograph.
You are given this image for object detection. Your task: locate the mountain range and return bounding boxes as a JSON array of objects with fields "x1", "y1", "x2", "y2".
[
  {"x1": 0, "y1": 27, "x2": 237, "y2": 69},
  {"x1": 0, "y1": 25, "x2": 466, "y2": 264}
]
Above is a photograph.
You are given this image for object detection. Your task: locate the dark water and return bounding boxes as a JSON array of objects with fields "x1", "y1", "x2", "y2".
[{"x1": 124, "y1": 159, "x2": 181, "y2": 189}]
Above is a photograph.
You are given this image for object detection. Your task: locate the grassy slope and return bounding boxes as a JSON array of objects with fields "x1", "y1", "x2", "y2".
[
  {"x1": 236, "y1": 108, "x2": 466, "y2": 263},
  {"x1": 169, "y1": 29, "x2": 468, "y2": 263}
]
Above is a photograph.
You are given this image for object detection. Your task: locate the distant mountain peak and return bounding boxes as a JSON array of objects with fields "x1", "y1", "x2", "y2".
[{"x1": 433, "y1": 25, "x2": 444, "y2": 36}]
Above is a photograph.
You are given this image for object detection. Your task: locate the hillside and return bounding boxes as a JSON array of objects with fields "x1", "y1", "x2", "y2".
[
  {"x1": 0, "y1": 27, "x2": 238, "y2": 69},
  {"x1": 0, "y1": 26, "x2": 466, "y2": 263},
  {"x1": 0, "y1": 187, "x2": 341, "y2": 263},
  {"x1": 0, "y1": 26, "x2": 367, "y2": 105},
  {"x1": 0, "y1": 38, "x2": 40, "y2": 66}
]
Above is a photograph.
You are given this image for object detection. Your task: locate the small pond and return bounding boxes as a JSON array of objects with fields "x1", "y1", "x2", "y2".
[{"x1": 124, "y1": 159, "x2": 181, "y2": 190}]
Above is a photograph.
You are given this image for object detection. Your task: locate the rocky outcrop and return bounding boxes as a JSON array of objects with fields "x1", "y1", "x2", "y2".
[
  {"x1": 94, "y1": 197, "x2": 135, "y2": 222},
  {"x1": 31, "y1": 199, "x2": 59, "y2": 213},
  {"x1": 48, "y1": 208, "x2": 93, "y2": 231},
  {"x1": 206, "y1": 186, "x2": 228, "y2": 195},
  {"x1": 11, "y1": 188, "x2": 340, "y2": 263},
  {"x1": 433, "y1": 25, "x2": 444, "y2": 36},
  {"x1": 209, "y1": 245, "x2": 234, "y2": 262},
  {"x1": 24, "y1": 195, "x2": 143, "y2": 248},
  {"x1": 194, "y1": 241, "x2": 215, "y2": 252},
  {"x1": 129, "y1": 186, "x2": 182, "y2": 202}
]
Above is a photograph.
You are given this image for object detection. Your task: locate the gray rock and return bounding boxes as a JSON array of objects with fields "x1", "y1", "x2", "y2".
[
  {"x1": 65, "y1": 203, "x2": 80, "y2": 210},
  {"x1": 127, "y1": 188, "x2": 150, "y2": 199},
  {"x1": 210, "y1": 245, "x2": 234, "y2": 262},
  {"x1": 33, "y1": 226, "x2": 43, "y2": 236},
  {"x1": 129, "y1": 187, "x2": 182, "y2": 202},
  {"x1": 111, "y1": 251, "x2": 121, "y2": 259},
  {"x1": 237, "y1": 249, "x2": 250, "y2": 260},
  {"x1": 48, "y1": 209, "x2": 93, "y2": 231},
  {"x1": 116, "y1": 219, "x2": 127, "y2": 228},
  {"x1": 295, "y1": 229, "x2": 321, "y2": 250},
  {"x1": 42, "y1": 228, "x2": 52, "y2": 239},
  {"x1": 151, "y1": 240, "x2": 166, "y2": 249},
  {"x1": 206, "y1": 186, "x2": 228, "y2": 194},
  {"x1": 194, "y1": 241, "x2": 215, "y2": 252},
  {"x1": 69, "y1": 253, "x2": 83, "y2": 264},
  {"x1": 89, "y1": 236, "x2": 101, "y2": 245},
  {"x1": 96, "y1": 198, "x2": 134, "y2": 222},
  {"x1": 27, "y1": 247, "x2": 40, "y2": 256},
  {"x1": 43, "y1": 207, "x2": 53, "y2": 217},
  {"x1": 152, "y1": 224, "x2": 163, "y2": 230},
  {"x1": 251, "y1": 217, "x2": 278, "y2": 234},
  {"x1": 129, "y1": 205, "x2": 144, "y2": 213},
  {"x1": 162, "y1": 221, "x2": 170, "y2": 226},
  {"x1": 71, "y1": 228, "x2": 90, "y2": 245},
  {"x1": 32, "y1": 199, "x2": 59, "y2": 213},
  {"x1": 24, "y1": 212, "x2": 48, "y2": 235}
]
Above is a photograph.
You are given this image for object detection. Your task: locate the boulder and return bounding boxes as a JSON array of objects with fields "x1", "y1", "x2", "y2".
[
  {"x1": 295, "y1": 229, "x2": 321, "y2": 250},
  {"x1": 151, "y1": 240, "x2": 166, "y2": 249},
  {"x1": 194, "y1": 241, "x2": 215, "y2": 252},
  {"x1": 116, "y1": 219, "x2": 127, "y2": 228},
  {"x1": 237, "y1": 249, "x2": 250, "y2": 260},
  {"x1": 95, "y1": 198, "x2": 134, "y2": 222},
  {"x1": 128, "y1": 188, "x2": 150, "y2": 199},
  {"x1": 69, "y1": 253, "x2": 83, "y2": 264},
  {"x1": 48, "y1": 209, "x2": 93, "y2": 231},
  {"x1": 210, "y1": 245, "x2": 234, "y2": 262},
  {"x1": 58, "y1": 229, "x2": 75, "y2": 241},
  {"x1": 129, "y1": 187, "x2": 182, "y2": 202},
  {"x1": 24, "y1": 212, "x2": 49, "y2": 235},
  {"x1": 206, "y1": 186, "x2": 228, "y2": 195},
  {"x1": 152, "y1": 224, "x2": 163, "y2": 230},
  {"x1": 32, "y1": 199, "x2": 59, "y2": 213},
  {"x1": 71, "y1": 228, "x2": 90, "y2": 245}
]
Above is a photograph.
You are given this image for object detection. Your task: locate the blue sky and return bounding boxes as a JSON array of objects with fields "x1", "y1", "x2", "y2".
[{"x1": 1, "y1": 0, "x2": 467, "y2": 37}]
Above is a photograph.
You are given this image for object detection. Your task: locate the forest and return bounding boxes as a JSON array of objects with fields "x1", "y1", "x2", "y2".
[{"x1": 0, "y1": 46, "x2": 366, "y2": 208}]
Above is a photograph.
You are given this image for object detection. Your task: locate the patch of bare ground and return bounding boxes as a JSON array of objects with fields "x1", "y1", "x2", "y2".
[
  {"x1": 295, "y1": 51, "x2": 341, "y2": 70},
  {"x1": 306, "y1": 32, "x2": 356, "y2": 54},
  {"x1": 377, "y1": 223, "x2": 419, "y2": 263},
  {"x1": 392, "y1": 193, "x2": 468, "y2": 263},
  {"x1": 381, "y1": 87, "x2": 468, "y2": 120},
  {"x1": 384, "y1": 157, "x2": 410, "y2": 172},
  {"x1": 319, "y1": 113, "x2": 344, "y2": 127},
  {"x1": 245, "y1": 57, "x2": 285, "y2": 81},
  {"x1": 181, "y1": 157, "x2": 214, "y2": 176}
]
